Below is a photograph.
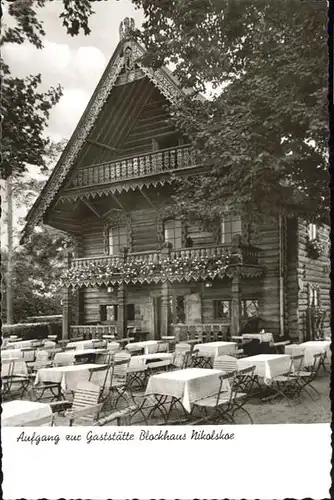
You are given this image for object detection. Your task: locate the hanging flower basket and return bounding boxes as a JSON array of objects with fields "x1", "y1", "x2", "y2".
[{"x1": 306, "y1": 237, "x2": 323, "y2": 259}]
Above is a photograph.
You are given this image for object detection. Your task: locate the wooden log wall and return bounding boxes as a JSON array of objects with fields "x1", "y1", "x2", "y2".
[
  {"x1": 296, "y1": 220, "x2": 330, "y2": 340},
  {"x1": 285, "y1": 217, "x2": 299, "y2": 341}
]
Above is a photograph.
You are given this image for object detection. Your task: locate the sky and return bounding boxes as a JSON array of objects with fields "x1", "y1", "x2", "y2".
[{"x1": 1, "y1": 1, "x2": 145, "y2": 243}]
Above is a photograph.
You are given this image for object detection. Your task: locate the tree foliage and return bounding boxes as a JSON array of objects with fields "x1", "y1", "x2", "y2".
[{"x1": 132, "y1": 0, "x2": 329, "y2": 223}]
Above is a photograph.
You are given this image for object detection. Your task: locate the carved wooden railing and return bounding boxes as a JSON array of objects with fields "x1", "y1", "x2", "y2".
[
  {"x1": 69, "y1": 244, "x2": 260, "y2": 270},
  {"x1": 170, "y1": 323, "x2": 231, "y2": 343},
  {"x1": 69, "y1": 325, "x2": 117, "y2": 340},
  {"x1": 71, "y1": 144, "x2": 195, "y2": 188}
]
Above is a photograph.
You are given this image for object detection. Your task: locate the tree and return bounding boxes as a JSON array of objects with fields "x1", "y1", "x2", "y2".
[{"x1": 132, "y1": 0, "x2": 328, "y2": 223}]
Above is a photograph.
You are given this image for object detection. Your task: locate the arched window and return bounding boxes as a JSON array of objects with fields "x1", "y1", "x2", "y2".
[
  {"x1": 220, "y1": 214, "x2": 242, "y2": 244},
  {"x1": 164, "y1": 219, "x2": 182, "y2": 249},
  {"x1": 109, "y1": 225, "x2": 127, "y2": 255}
]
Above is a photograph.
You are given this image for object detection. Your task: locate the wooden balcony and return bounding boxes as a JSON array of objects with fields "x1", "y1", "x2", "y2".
[
  {"x1": 62, "y1": 244, "x2": 263, "y2": 288},
  {"x1": 70, "y1": 144, "x2": 195, "y2": 188}
]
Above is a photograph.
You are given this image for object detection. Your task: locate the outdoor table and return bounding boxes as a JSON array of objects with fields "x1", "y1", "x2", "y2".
[
  {"x1": 125, "y1": 340, "x2": 159, "y2": 354},
  {"x1": 1, "y1": 359, "x2": 28, "y2": 377},
  {"x1": 7, "y1": 339, "x2": 39, "y2": 349},
  {"x1": 129, "y1": 353, "x2": 173, "y2": 369},
  {"x1": 284, "y1": 344, "x2": 305, "y2": 357},
  {"x1": 298, "y1": 341, "x2": 331, "y2": 367},
  {"x1": 66, "y1": 339, "x2": 106, "y2": 350},
  {"x1": 194, "y1": 341, "x2": 237, "y2": 358},
  {"x1": 43, "y1": 340, "x2": 56, "y2": 349},
  {"x1": 2, "y1": 400, "x2": 53, "y2": 427},
  {"x1": 145, "y1": 368, "x2": 229, "y2": 417},
  {"x1": 53, "y1": 348, "x2": 106, "y2": 366},
  {"x1": 237, "y1": 354, "x2": 291, "y2": 384},
  {"x1": 34, "y1": 363, "x2": 108, "y2": 393},
  {"x1": 242, "y1": 333, "x2": 274, "y2": 344},
  {"x1": 1, "y1": 349, "x2": 24, "y2": 360}
]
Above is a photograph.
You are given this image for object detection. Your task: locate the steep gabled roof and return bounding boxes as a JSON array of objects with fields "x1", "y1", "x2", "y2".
[{"x1": 22, "y1": 18, "x2": 188, "y2": 242}]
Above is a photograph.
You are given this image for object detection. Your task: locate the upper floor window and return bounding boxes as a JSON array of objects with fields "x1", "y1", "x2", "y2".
[
  {"x1": 109, "y1": 225, "x2": 127, "y2": 255},
  {"x1": 308, "y1": 223, "x2": 317, "y2": 241},
  {"x1": 221, "y1": 214, "x2": 242, "y2": 244},
  {"x1": 164, "y1": 219, "x2": 182, "y2": 249}
]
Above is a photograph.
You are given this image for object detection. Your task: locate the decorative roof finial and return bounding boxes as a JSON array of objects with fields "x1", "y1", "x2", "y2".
[{"x1": 119, "y1": 17, "x2": 135, "y2": 41}]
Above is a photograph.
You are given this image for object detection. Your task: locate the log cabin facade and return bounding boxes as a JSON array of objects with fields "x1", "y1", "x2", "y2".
[{"x1": 23, "y1": 18, "x2": 330, "y2": 343}]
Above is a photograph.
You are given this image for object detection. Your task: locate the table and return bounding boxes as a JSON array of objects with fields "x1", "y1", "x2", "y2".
[
  {"x1": 129, "y1": 353, "x2": 173, "y2": 369},
  {"x1": 237, "y1": 354, "x2": 291, "y2": 383},
  {"x1": 53, "y1": 348, "x2": 106, "y2": 366},
  {"x1": 1, "y1": 349, "x2": 24, "y2": 360},
  {"x1": 145, "y1": 368, "x2": 229, "y2": 413},
  {"x1": 194, "y1": 341, "x2": 237, "y2": 358},
  {"x1": 35, "y1": 363, "x2": 108, "y2": 393},
  {"x1": 66, "y1": 339, "x2": 106, "y2": 350},
  {"x1": 298, "y1": 341, "x2": 331, "y2": 367},
  {"x1": 242, "y1": 333, "x2": 274, "y2": 344},
  {"x1": 7, "y1": 339, "x2": 39, "y2": 349},
  {"x1": 2, "y1": 359, "x2": 28, "y2": 377},
  {"x1": 2, "y1": 400, "x2": 53, "y2": 427},
  {"x1": 125, "y1": 340, "x2": 159, "y2": 354}
]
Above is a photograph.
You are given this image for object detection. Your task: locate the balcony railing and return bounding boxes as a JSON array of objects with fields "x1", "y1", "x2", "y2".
[
  {"x1": 62, "y1": 244, "x2": 262, "y2": 288},
  {"x1": 70, "y1": 144, "x2": 195, "y2": 188}
]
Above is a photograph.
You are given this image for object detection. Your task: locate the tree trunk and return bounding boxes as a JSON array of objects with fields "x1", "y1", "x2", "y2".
[{"x1": 6, "y1": 176, "x2": 14, "y2": 324}]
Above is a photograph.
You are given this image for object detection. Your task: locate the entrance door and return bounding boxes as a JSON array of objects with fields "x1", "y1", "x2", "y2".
[{"x1": 153, "y1": 296, "x2": 161, "y2": 339}]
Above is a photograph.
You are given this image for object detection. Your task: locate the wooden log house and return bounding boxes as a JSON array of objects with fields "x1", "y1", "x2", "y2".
[{"x1": 22, "y1": 18, "x2": 330, "y2": 343}]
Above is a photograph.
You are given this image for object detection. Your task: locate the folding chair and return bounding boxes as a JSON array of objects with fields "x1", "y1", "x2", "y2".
[
  {"x1": 110, "y1": 352, "x2": 134, "y2": 409},
  {"x1": 51, "y1": 381, "x2": 102, "y2": 426},
  {"x1": 2, "y1": 360, "x2": 32, "y2": 400},
  {"x1": 88, "y1": 363, "x2": 114, "y2": 405},
  {"x1": 169, "y1": 350, "x2": 191, "y2": 370},
  {"x1": 292, "y1": 352, "x2": 325, "y2": 401},
  {"x1": 269, "y1": 354, "x2": 304, "y2": 406}
]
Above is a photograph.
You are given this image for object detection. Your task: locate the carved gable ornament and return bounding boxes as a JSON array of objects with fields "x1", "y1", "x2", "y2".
[{"x1": 22, "y1": 18, "x2": 185, "y2": 241}]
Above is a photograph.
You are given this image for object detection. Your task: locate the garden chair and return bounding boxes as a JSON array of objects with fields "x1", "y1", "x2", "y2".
[
  {"x1": 169, "y1": 350, "x2": 191, "y2": 370},
  {"x1": 95, "y1": 350, "x2": 114, "y2": 364},
  {"x1": 50, "y1": 381, "x2": 102, "y2": 426},
  {"x1": 74, "y1": 352, "x2": 96, "y2": 364},
  {"x1": 213, "y1": 355, "x2": 238, "y2": 373},
  {"x1": 175, "y1": 342, "x2": 192, "y2": 354},
  {"x1": 28, "y1": 350, "x2": 53, "y2": 375},
  {"x1": 127, "y1": 361, "x2": 148, "y2": 390},
  {"x1": 88, "y1": 363, "x2": 114, "y2": 405},
  {"x1": 291, "y1": 351, "x2": 325, "y2": 401},
  {"x1": 1, "y1": 360, "x2": 31, "y2": 400},
  {"x1": 110, "y1": 352, "x2": 133, "y2": 408},
  {"x1": 156, "y1": 340, "x2": 169, "y2": 353},
  {"x1": 269, "y1": 354, "x2": 304, "y2": 406}
]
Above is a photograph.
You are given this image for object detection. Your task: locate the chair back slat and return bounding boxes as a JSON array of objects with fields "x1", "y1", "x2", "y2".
[
  {"x1": 213, "y1": 355, "x2": 238, "y2": 373},
  {"x1": 72, "y1": 382, "x2": 100, "y2": 411}
]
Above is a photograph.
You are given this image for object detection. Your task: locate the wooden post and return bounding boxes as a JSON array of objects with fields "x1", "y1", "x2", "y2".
[
  {"x1": 161, "y1": 281, "x2": 170, "y2": 338},
  {"x1": 117, "y1": 247, "x2": 128, "y2": 338},
  {"x1": 231, "y1": 268, "x2": 241, "y2": 336},
  {"x1": 62, "y1": 252, "x2": 72, "y2": 340},
  {"x1": 117, "y1": 282, "x2": 127, "y2": 339}
]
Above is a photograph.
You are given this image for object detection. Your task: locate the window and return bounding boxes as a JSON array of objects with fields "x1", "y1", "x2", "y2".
[
  {"x1": 175, "y1": 296, "x2": 185, "y2": 323},
  {"x1": 221, "y1": 214, "x2": 242, "y2": 244},
  {"x1": 241, "y1": 300, "x2": 259, "y2": 318},
  {"x1": 309, "y1": 287, "x2": 319, "y2": 307},
  {"x1": 164, "y1": 219, "x2": 182, "y2": 249},
  {"x1": 152, "y1": 133, "x2": 180, "y2": 151},
  {"x1": 100, "y1": 304, "x2": 135, "y2": 321},
  {"x1": 109, "y1": 225, "x2": 127, "y2": 255},
  {"x1": 308, "y1": 223, "x2": 317, "y2": 241},
  {"x1": 100, "y1": 305, "x2": 118, "y2": 322},
  {"x1": 213, "y1": 300, "x2": 231, "y2": 319}
]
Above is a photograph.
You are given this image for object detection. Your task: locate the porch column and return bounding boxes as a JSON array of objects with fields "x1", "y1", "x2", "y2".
[
  {"x1": 117, "y1": 283, "x2": 128, "y2": 338},
  {"x1": 62, "y1": 287, "x2": 71, "y2": 340},
  {"x1": 230, "y1": 268, "x2": 241, "y2": 336},
  {"x1": 161, "y1": 280, "x2": 171, "y2": 337}
]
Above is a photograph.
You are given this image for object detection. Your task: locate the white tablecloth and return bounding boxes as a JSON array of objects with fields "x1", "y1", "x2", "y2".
[
  {"x1": 242, "y1": 333, "x2": 274, "y2": 344},
  {"x1": 298, "y1": 341, "x2": 331, "y2": 367},
  {"x1": 66, "y1": 339, "x2": 106, "y2": 350},
  {"x1": 145, "y1": 368, "x2": 228, "y2": 412},
  {"x1": 34, "y1": 363, "x2": 108, "y2": 392},
  {"x1": 129, "y1": 353, "x2": 173, "y2": 369},
  {"x1": 1, "y1": 359, "x2": 28, "y2": 377},
  {"x1": 237, "y1": 354, "x2": 291, "y2": 383},
  {"x1": 7, "y1": 339, "x2": 39, "y2": 349},
  {"x1": 2, "y1": 400, "x2": 53, "y2": 427},
  {"x1": 54, "y1": 349, "x2": 105, "y2": 366},
  {"x1": 126, "y1": 340, "x2": 159, "y2": 354},
  {"x1": 194, "y1": 341, "x2": 237, "y2": 358},
  {"x1": 1, "y1": 349, "x2": 24, "y2": 360}
]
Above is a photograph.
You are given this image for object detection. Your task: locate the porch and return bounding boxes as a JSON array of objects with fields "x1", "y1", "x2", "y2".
[{"x1": 61, "y1": 243, "x2": 264, "y2": 341}]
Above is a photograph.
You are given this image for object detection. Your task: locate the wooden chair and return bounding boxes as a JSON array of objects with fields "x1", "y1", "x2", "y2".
[
  {"x1": 88, "y1": 363, "x2": 114, "y2": 404},
  {"x1": 109, "y1": 353, "x2": 133, "y2": 409},
  {"x1": 270, "y1": 354, "x2": 304, "y2": 406},
  {"x1": 175, "y1": 342, "x2": 192, "y2": 354},
  {"x1": 156, "y1": 340, "x2": 168, "y2": 353},
  {"x1": 170, "y1": 350, "x2": 191, "y2": 370},
  {"x1": 213, "y1": 355, "x2": 238, "y2": 373},
  {"x1": 51, "y1": 382, "x2": 102, "y2": 426},
  {"x1": 2, "y1": 360, "x2": 31, "y2": 400},
  {"x1": 291, "y1": 352, "x2": 325, "y2": 401}
]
